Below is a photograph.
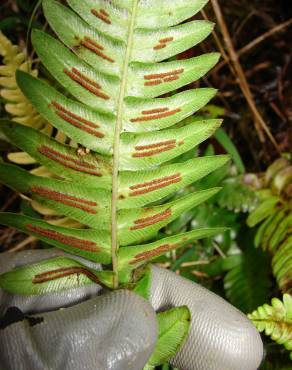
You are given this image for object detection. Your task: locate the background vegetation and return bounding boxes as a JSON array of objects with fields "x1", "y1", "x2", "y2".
[{"x1": 0, "y1": 0, "x2": 291, "y2": 369}]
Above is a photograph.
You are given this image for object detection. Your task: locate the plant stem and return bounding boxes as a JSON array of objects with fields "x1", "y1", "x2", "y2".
[{"x1": 111, "y1": 0, "x2": 138, "y2": 289}]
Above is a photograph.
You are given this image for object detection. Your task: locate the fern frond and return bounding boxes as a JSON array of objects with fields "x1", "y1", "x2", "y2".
[
  {"x1": 224, "y1": 242, "x2": 270, "y2": 313},
  {"x1": 216, "y1": 175, "x2": 258, "y2": 213},
  {"x1": 0, "y1": 31, "x2": 46, "y2": 129},
  {"x1": 247, "y1": 158, "x2": 292, "y2": 294},
  {"x1": 0, "y1": 0, "x2": 228, "y2": 294},
  {"x1": 248, "y1": 294, "x2": 292, "y2": 360},
  {"x1": 0, "y1": 31, "x2": 49, "y2": 167}
]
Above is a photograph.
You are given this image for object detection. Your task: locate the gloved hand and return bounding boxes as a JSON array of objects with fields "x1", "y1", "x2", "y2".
[
  {"x1": 150, "y1": 266, "x2": 264, "y2": 370},
  {"x1": 0, "y1": 250, "x2": 264, "y2": 370},
  {"x1": 0, "y1": 250, "x2": 158, "y2": 370}
]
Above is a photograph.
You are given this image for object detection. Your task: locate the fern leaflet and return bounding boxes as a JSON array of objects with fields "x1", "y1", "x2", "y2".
[{"x1": 248, "y1": 294, "x2": 292, "y2": 360}]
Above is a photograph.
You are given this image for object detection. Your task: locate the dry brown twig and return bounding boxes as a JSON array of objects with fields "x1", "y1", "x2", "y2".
[
  {"x1": 210, "y1": 0, "x2": 281, "y2": 153},
  {"x1": 239, "y1": 18, "x2": 292, "y2": 56},
  {"x1": 201, "y1": 9, "x2": 235, "y2": 76},
  {"x1": 214, "y1": 18, "x2": 292, "y2": 73},
  {"x1": 9, "y1": 236, "x2": 37, "y2": 252}
]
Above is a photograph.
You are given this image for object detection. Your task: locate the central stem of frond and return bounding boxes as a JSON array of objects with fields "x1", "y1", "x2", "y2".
[{"x1": 111, "y1": 0, "x2": 139, "y2": 288}]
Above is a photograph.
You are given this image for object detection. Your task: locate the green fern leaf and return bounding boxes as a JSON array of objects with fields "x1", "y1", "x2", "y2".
[
  {"x1": 216, "y1": 176, "x2": 258, "y2": 213},
  {"x1": 144, "y1": 306, "x2": 191, "y2": 368},
  {"x1": 0, "y1": 255, "x2": 113, "y2": 294},
  {"x1": 247, "y1": 158, "x2": 292, "y2": 294},
  {"x1": 0, "y1": 0, "x2": 227, "y2": 292},
  {"x1": 272, "y1": 236, "x2": 292, "y2": 294},
  {"x1": 0, "y1": 213, "x2": 111, "y2": 264},
  {"x1": 224, "y1": 242, "x2": 271, "y2": 313},
  {"x1": 248, "y1": 294, "x2": 292, "y2": 360}
]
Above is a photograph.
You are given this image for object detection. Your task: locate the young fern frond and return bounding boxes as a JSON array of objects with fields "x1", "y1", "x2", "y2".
[
  {"x1": 0, "y1": 0, "x2": 228, "y2": 292},
  {"x1": 247, "y1": 158, "x2": 292, "y2": 294},
  {"x1": 248, "y1": 294, "x2": 292, "y2": 360},
  {"x1": 0, "y1": 31, "x2": 47, "y2": 166},
  {"x1": 0, "y1": 31, "x2": 46, "y2": 130}
]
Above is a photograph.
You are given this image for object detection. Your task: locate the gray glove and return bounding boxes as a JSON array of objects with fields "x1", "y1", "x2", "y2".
[
  {"x1": 0, "y1": 250, "x2": 158, "y2": 370},
  {"x1": 150, "y1": 266, "x2": 264, "y2": 370},
  {"x1": 0, "y1": 250, "x2": 264, "y2": 370}
]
